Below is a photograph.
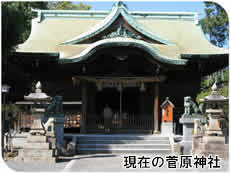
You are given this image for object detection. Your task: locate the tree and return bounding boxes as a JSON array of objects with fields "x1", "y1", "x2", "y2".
[
  {"x1": 2, "y1": 1, "x2": 91, "y2": 88},
  {"x1": 1, "y1": 1, "x2": 91, "y2": 59},
  {"x1": 1, "y1": 2, "x2": 49, "y2": 61},
  {"x1": 198, "y1": 2, "x2": 229, "y2": 115},
  {"x1": 48, "y1": 1, "x2": 91, "y2": 10},
  {"x1": 200, "y1": 2, "x2": 228, "y2": 47},
  {"x1": 2, "y1": 2, "x2": 24, "y2": 59}
]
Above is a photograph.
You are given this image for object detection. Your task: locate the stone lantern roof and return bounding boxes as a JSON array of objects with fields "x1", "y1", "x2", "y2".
[{"x1": 24, "y1": 81, "x2": 51, "y2": 101}]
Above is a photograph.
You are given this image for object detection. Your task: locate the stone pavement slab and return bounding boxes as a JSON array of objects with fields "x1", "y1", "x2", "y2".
[{"x1": 3, "y1": 154, "x2": 230, "y2": 172}]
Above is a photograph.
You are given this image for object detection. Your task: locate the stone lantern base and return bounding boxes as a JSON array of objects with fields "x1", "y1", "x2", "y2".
[
  {"x1": 17, "y1": 108, "x2": 56, "y2": 163},
  {"x1": 17, "y1": 134, "x2": 56, "y2": 163},
  {"x1": 192, "y1": 135, "x2": 229, "y2": 160}
]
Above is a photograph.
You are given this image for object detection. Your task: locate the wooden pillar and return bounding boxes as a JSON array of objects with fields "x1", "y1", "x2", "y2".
[
  {"x1": 80, "y1": 81, "x2": 87, "y2": 133},
  {"x1": 153, "y1": 83, "x2": 160, "y2": 134},
  {"x1": 14, "y1": 120, "x2": 17, "y2": 132}
]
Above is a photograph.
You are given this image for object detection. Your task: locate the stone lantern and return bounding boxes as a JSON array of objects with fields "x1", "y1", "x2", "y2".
[
  {"x1": 192, "y1": 82, "x2": 229, "y2": 160},
  {"x1": 199, "y1": 82, "x2": 228, "y2": 136},
  {"x1": 17, "y1": 81, "x2": 56, "y2": 163},
  {"x1": 24, "y1": 81, "x2": 50, "y2": 135}
]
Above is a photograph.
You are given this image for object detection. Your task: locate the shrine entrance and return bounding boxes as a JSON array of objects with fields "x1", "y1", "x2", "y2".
[
  {"x1": 94, "y1": 86, "x2": 142, "y2": 131},
  {"x1": 95, "y1": 88, "x2": 120, "y2": 117},
  {"x1": 71, "y1": 46, "x2": 167, "y2": 133},
  {"x1": 75, "y1": 76, "x2": 161, "y2": 133}
]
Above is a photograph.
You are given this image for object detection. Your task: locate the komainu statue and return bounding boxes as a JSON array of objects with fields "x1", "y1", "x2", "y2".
[
  {"x1": 45, "y1": 96, "x2": 64, "y2": 117},
  {"x1": 184, "y1": 96, "x2": 200, "y2": 115}
]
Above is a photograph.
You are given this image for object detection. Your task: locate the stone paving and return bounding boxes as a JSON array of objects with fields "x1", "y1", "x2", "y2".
[{"x1": 4, "y1": 154, "x2": 229, "y2": 172}]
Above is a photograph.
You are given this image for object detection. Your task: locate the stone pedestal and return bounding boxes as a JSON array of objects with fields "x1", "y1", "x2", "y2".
[
  {"x1": 17, "y1": 135, "x2": 56, "y2": 163},
  {"x1": 161, "y1": 122, "x2": 173, "y2": 136},
  {"x1": 180, "y1": 114, "x2": 206, "y2": 154},
  {"x1": 17, "y1": 108, "x2": 56, "y2": 163},
  {"x1": 192, "y1": 135, "x2": 229, "y2": 160}
]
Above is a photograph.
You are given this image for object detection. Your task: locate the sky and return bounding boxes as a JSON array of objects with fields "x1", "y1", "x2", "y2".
[{"x1": 82, "y1": 1, "x2": 206, "y2": 20}]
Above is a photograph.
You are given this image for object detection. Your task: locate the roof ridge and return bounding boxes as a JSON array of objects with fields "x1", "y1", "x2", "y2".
[
  {"x1": 31, "y1": 8, "x2": 198, "y2": 23},
  {"x1": 32, "y1": 8, "x2": 198, "y2": 16}
]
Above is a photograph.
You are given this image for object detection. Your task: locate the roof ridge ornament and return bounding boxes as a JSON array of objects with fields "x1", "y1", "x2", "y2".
[
  {"x1": 102, "y1": 23, "x2": 141, "y2": 39},
  {"x1": 112, "y1": 1, "x2": 128, "y2": 10}
]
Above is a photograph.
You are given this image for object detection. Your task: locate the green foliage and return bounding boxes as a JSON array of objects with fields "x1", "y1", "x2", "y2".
[
  {"x1": 200, "y1": 2, "x2": 229, "y2": 47},
  {"x1": 196, "y1": 69, "x2": 229, "y2": 114},
  {"x1": 1, "y1": 1, "x2": 90, "y2": 80},
  {"x1": 1, "y1": 1, "x2": 90, "y2": 60},
  {"x1": 1, "y1": 2, "x2": 49, "y2": 63},
  {"x1": 2, "y1": 103, "x2": 21, "y2": 118},
  {"x1": 200, "y1": 78, "x2": 215, "y2": 90},
  {"x1": 217, "y1": 82, "x2": 229, "y2": 97},
  {"x1": 223, "y1": 69, "x2": 229, "y2": 81},
  {"x1": 31, "y1": 80, "x2": 37, "y2": 92},
  {"x1": 196, "y1": 89, "x2": 211, "y2": 104},
  {"x1": 2, "y1": 2, "x2": 25, "y2": 59},
  {"x1": 48, "y1": 1, "x2": 91, "y2": 10}
]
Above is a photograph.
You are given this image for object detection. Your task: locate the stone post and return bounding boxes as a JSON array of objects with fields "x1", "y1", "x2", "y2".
[
  {"x1": 179, "y1": 96, "x2": 206, "y2": 154},
  {"x1": 55, "y1": 117, "x2": 66, "y2": 148}
]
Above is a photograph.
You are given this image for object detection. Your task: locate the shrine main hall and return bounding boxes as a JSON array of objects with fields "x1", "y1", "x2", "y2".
[{"x1": 13, "y1": 2, "x2": 228, "y2": 134}]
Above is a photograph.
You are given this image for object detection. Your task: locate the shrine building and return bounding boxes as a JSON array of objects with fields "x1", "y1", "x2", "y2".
[{"x1": 12, "y1": 2, "x2": 228, "y2": 134}]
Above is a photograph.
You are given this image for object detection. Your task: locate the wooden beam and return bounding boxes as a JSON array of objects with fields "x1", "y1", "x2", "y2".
[{"x1": 72, "y1": 76, "x2": 166, "y2": 85}]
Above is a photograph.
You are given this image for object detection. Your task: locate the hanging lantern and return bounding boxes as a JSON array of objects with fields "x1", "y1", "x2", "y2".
[
  {"x1": 140, "y1": 83, "x2": 146, "y2": 92},
  {"x1": 117, "y1": 83, "x2": 122, "y2": 92},
  {"x1": 82, "y1": 64, "x2": 86, "y2": 73},
  {"x1": 97, "y1": 83, "x2": 103, "y2": 91}
]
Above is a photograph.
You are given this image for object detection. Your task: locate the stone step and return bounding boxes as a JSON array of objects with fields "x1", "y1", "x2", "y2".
[
  {"x1": 77, "y1": 143, "x2": 171, "y2": 149},
  {"x1": 76, "y1": 134, "x2": 172, "y2": 154},
  {"x1": 23, "y1": 157, "x2": 56, "y2": 164},
  {"x1": 24, "y1": 143, "x2": 50, "y2": 149},
  {"x1": 20, "y1": 149, "x2": 55, "y2": 157},
  {"x1": 78, "y1": 139, "x2": 170, "y2": 144},
  {"x1": 77, "y1": 148, "x2": 172, "y2": 154},
  {"x1": 77, "y1": 135, "x2": 169, "y2": 141},
  {"x1": 27, "y1": 135, "x2": 47, "y2": 143}
]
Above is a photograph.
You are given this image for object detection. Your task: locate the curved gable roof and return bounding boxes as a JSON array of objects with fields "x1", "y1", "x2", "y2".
[
  {"x1": 59, "y1": 37, "x2": 187, "y2": 65},
  {"x1": 62, "y1": 2, "x2": 174, "y2": 45},
  {"x1": 16, "y1": 2, "x2": 227, "y2": 66}
]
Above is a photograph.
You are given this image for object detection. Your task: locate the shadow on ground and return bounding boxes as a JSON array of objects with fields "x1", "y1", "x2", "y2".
[{"x1": 57, "y1": 154, "x2": 118, "y2": 163}]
